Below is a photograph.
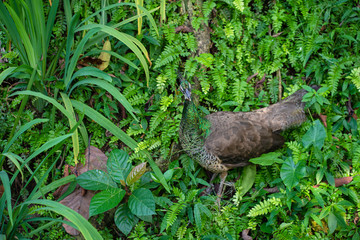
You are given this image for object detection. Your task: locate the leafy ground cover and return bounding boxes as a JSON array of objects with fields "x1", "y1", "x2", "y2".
[{"x1": 1, "y1": 0, "x2": 360, "y2": 239}]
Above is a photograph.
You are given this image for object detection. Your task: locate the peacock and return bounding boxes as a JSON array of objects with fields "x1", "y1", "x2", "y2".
[{"x1": 178, "y1": 73, "x2": 316, "y2": 204}]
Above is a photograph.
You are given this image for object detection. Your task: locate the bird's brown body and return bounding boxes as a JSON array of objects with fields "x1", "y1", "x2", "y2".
[{"x1": 178, "y1": 78, "x2": 312, "y2": 202}]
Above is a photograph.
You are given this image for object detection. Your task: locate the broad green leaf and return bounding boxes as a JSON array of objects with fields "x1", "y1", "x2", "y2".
[
  {"x1": 325, "y1": 172, "x2": 335, "y2": 187},
  {"x1": 328, "y1": 212, "x2": 337, "y2": 234},
  {"x1": 249, "y1": 152, "x2": 283, "y2": 166},
  {"x1": 77, "y1": 170, "x2": 117, "y2": 190},
  {"x1": 163, "y1": 169, "x2": 174, "y2": 182},
  {"x1": 238, "y1": 165, "x2": 256, "y2": 197},
  {"x1": 311, "y1": 187, "x2": 325, "y2": 207},
  {"x1": 128, "y1": 188, "x2": 155, "y2": 216},
  {"x1": 126, "y1": 162, "x2": 147, "y2": 185},
  {"x1": 333, "y1": 206, "x2": 348, "y2": 228},
  {"x1": 280, "y1": 158, "x2": 306, "y2": 189},
  {"x1": 89, "y1": 189, "x2": 125, "y2": 217},
  {"x1": 115, "y1": 205, "x2": 138, "y2": 236},
  {"x1": 302, "y1": 120, "x2": 326, "y2": 150},
  {"x1": 107, "y1": 149, "x2": 131, "y2": 183}
]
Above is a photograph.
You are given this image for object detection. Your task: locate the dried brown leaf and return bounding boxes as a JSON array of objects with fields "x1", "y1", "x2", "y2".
[{"x1": 60, "y1": 188, "x2": 95, "y2": 235}]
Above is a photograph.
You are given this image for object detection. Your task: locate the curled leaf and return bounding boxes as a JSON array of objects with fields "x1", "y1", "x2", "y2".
[
  {"x1": 126, "y1": 162, "x2": 147, "y2": 185},
  {"x1": 98, "y1": 40, "x2": 111, "y2": 70}
]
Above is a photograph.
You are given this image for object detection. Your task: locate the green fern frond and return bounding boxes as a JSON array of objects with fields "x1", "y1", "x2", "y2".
[
  {"x1": 155, "y1": 44, "x2": 187, "y2": 69},
  {"x1": 347, "y1": 67, "x2": 360, "y2": 93},
  {"x1": 150, "y1": 111, "x2": 167, "y2": 131},
  {"x1": 160, "y1": 94, "x2": 174, "y2": 111},
  {"x1": 166, "y1": 202, "x2": 186, "y2": 229},
  {"x1": 184, "y1": 34, "x2": 197, "y2": 52},
  {"x1": 176, "y1": 223, "x2": 187, "y2": 240},
  {"x1": 327, "y1": 63, "x2": 343, "y2": 96},
  {"x1": 211, "y1": 66, "x2": 227, "y2": 97},
  {"x1": 202, "y1": 0, "x2": 216, "y2": 17},
  {"x1": 233, "y1": 0, "x2": 244, "y2": 12},
  {"x1": 247, "y1": 197, "x2": 282, "y2": 217},
  {"x1": 128, "y1": 93, "x2": 147, "y2": 106},
  {"x1": 232, "y1": 79, "x2": 247, "y2": 105}
]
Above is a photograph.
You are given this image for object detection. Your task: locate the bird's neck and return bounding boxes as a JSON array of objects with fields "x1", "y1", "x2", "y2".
[{"x1": 180, "y1": 100, "x2": 210, "y2": 152}]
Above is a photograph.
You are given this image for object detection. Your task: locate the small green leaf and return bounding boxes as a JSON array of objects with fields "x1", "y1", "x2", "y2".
[
  {"x1": 128, "y1": 188, "x2": 155, "y2": 216},
  {"x1": 107, "y1": 149, "x2": 131, "y2": 183},
  {"x1": 89, "y1": 189, "x2": 125, "y2": 217},
  {"x1": 77, "y1": 170, "x2": 117, "y2": 190},
  {"x1": 280, "y1": 158, "x2": 306, "y2": 189},
  {"x1": 302, "y1": 120, "x2": 326, "y2": 150},
  {"x1": 114, "y1": 205, "x2": 139, "y2": 236},
  {"x1": 249, "y1": 152, "x2": 283, "y2": 166},
  {"x1": 126, "y1": 162, "x2": 147, "y2": 185}
]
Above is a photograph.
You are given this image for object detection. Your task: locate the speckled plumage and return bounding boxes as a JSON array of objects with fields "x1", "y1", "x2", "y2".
[{"x1": 178, "y1": 76, "x2": 314, "y2": 202}]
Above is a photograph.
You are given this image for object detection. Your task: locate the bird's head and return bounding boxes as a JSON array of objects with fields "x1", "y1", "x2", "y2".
[{"x1": 178, "y1": 73, "x2": 192, "y2": 101}]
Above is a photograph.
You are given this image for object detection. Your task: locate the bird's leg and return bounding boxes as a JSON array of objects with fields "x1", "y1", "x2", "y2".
[
  {"x1": 204, "y1": 173, "x2": 218, "y2": 195},
  {"x1": 216, "y1": 171, "x2": 228, "y2": 208}
]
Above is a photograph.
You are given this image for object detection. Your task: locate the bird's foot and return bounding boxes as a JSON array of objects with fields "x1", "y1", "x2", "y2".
[
  {"x1": 216, "y1": 194, "x2": 222, "y2": 210},
  {"x1": 203, "y1": 183, "x2": 215, "y2": 195}
]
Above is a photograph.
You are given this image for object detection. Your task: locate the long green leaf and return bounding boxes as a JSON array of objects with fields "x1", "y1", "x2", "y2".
[
  {"x1": 71, "y1": 100, "x2": 137, "y2": 148},
  {"x1": 25, "y1": 199, "x2": 102, "y2": 240},
  {"x1": 69, "y1": 79, "x2": 138, "y2": 121},
  {"x1": 24, "y1": 134, "x2": 73, "y2": 168},
  {"x1": 1, "y1": 153, "x2": 24, "y2": 181},
  {"x1": 0, "y1": 67, "x2": 16, "y2": 85},
  {"x1": 64, "y1": 28, "x2": 99, "y2": 88},
  {"x1": 30, "y1": 175, "x2": 76, "y2": 200},
  {"x1": 5, "y1": 2, "x2": 36, "y2": 67},
  {"x1": 74, "y1": 24, "x2": 150, "y2": 84},
  {"x1": 12, "y1": 90, "x2": 74, "y2": 121},
  {"x1": 0, "y1": 171, "x2": 13, "y2": 227},
  {"x1": 60, "y1": 92, "x2": 80, "y2": 164}
]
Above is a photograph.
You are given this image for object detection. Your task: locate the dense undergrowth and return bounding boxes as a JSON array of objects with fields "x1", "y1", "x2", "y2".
[{"x1": 1, "y1": 0, "x2": 360, "y2": 239}]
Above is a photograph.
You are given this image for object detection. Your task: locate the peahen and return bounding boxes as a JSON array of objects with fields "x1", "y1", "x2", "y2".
[{"x1": 178, "y1": 74, "x2": 315, "y2": 203}]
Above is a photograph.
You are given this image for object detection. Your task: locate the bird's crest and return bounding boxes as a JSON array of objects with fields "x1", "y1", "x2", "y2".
[{"x1": 178, "y1": 73, "x2": 192, "y2": 101}]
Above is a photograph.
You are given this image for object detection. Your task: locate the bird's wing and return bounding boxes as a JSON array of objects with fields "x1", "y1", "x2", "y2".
[{"x1": 204, "y1": 112, "x2": 284, "y2": 167}]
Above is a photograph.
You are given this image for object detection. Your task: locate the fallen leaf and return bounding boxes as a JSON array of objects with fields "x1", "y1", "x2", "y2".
[
  {"x1": 56, "y1": 146, "x2": 109, "y2": 235},
  {"x1": 319, "y1": 114, "x2": 327, "y2": 127},
  {"x1": 60, "y1": 188, "x2": 95, "y2": 235},
  {"x1": 97, "y1": 40, "x2": 111, "y2": 70},
  {"x1": 313, "y1": 176, "x2": 353, "y2": 188}
]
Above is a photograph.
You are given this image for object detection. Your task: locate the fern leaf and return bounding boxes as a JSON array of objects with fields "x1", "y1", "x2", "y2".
[
  {"x1": 347, "y1": 67, "x2": 360, "y2": 93},
  {"x1": 327, "y1": 63, "x2": 342, "y2": 96}
]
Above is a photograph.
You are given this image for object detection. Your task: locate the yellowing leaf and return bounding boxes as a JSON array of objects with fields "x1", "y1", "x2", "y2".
[
  {"x1": 98, "y1": 40, "x2": 111, "y2": 70},
  {"x1": 126, "y1": 162, "x2": 147, "y2": 185}
]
